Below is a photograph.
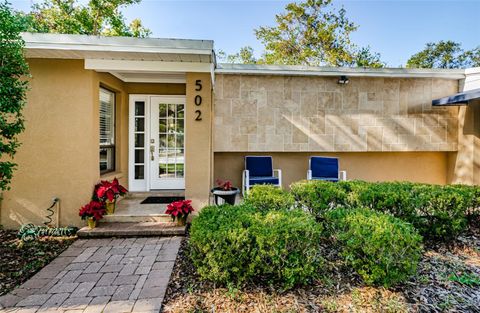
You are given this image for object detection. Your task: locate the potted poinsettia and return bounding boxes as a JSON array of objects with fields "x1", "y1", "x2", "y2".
[
  {"x1": 79, "y1": 200, "x2": 106, "y2": 229},
  {"x1": 211, "y1": 179, "x2": 239, "y2": 205},
  {"x1": 95, "y1": 178, "x2": 127, "y2": 214},
  {"x1": 165, "y1": 199, "x2": 194, "y2": 226}
]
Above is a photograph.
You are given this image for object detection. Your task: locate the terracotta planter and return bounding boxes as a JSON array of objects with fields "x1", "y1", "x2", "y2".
[
  {"x1": 105, "y1": 200, "x2": 115, "y2": 215},
  {"x1": 87, "y1": 217, "x2": 97, "y2": 229}
]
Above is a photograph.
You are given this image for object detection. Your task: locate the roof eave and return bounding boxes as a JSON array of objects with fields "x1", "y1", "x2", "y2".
[{"x1": 216, "y1": 63, "x2": 466, "y2": 79}]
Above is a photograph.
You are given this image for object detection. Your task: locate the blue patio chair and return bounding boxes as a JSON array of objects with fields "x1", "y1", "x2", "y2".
[
  {"x1": 242, "y1": 156, "x2": 282, "y2": 195},
  {"x1": 307, "y1": 156, "x2": 347, "y2": 182}
]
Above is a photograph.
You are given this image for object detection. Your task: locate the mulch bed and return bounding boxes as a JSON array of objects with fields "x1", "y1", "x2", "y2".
[
  {"x1": 162, "y1": 225, "x2": 480, "y2": 313},
  {"x1": 0, "y1": 228, "x2": 76, "y2": 296}
]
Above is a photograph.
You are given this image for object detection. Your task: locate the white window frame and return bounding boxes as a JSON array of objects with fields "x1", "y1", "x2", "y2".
[{"x1": 99, "y1": 87, "x2": 115, "y2": 174}]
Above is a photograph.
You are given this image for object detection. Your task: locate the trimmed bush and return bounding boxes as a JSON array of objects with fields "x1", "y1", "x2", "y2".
[
  {"x1": 189, "y1": 204, "x2": 323, "y2": 289},
  {"x1": 290, "y1": 180, "x2": 350, "y2": 219},
  {"x1": 291, "y1": 180, "x2": 480, "y2": 239},
  {"x1": 244, "y1": 185, "x2": 295, "y2": 212},
  {"x1": 328, "y1": 208, "x2": 423, "y2": 287}
]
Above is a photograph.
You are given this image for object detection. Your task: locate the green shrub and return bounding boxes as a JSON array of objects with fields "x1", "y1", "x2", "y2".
[
  {"x1": 411, "y1": 184, "x2": 470, "y2": 239},
  {"x1": 189, "y1": 204, "x2": 256, "y2": 285},
  {"x1": 244, "y1": 185, "x2": 294, "y2": 212},
  {"x1": 290, "y1": 180, "x2": 349, "y2": 219},
  {"x1": 328, "y1": 208, "x2": 423, "y2": 287},
  {"x1": 291, "y1": 180, "x2": 480, "y2": 240},
  {"x1": 189, "y1": 204, "x2": 323, "y2": 289},
  {"x1": 249, "y1": 209, "x2": 323, "y2": 289}
]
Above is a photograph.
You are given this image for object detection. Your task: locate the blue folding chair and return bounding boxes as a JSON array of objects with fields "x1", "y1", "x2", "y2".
[
  {"x1": 307, "y1": 157, "x2": 346, "y2": 182},
  {"x1": 242, "y1": 156, "x2": 282, "y2": 196}
]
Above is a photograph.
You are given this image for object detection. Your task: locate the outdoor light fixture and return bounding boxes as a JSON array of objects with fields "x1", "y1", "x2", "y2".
[{"x1": 338, "y1": 75, "x2": 349, "y2": 85}]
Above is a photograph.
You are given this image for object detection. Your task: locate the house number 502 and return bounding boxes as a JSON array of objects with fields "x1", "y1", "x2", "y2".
[{"x1": 195, "y1": 79, "x2": 202, "y2": 121}]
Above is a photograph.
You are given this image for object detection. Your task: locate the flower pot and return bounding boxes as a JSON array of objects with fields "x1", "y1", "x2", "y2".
[
  {"x1": 87, "y1": 218, "x2": 96, "y2": 229},
  {"x1": 211, "y1": 187, "x2": 240, "y2": 205},
  {"x1": 105, "y1": 200, "x2": 115, "y2": 215},
  {"x1": 176, "y1": 215, "x2": 187, "y2": 226}
]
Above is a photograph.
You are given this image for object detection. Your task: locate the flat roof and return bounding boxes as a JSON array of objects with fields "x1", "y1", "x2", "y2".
[
  {"x1": 216, "y1": 63, "x2": 466, "y2": 79},
  {"x1": 22, "y1": 32, "x2": 215, "y2": 63}
]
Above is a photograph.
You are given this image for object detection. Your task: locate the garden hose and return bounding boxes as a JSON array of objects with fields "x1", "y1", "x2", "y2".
[
  {"x1": 18, "y1": 224, "x2": 78, "y2": 242},
  {"x1": 44, "y1": 198, "x2": 59, "y2": 226}
]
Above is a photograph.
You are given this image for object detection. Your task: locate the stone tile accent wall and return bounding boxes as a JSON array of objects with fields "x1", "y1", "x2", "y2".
[{"x1": 214, "y1": 74, "x2": 459, "y2": 152}]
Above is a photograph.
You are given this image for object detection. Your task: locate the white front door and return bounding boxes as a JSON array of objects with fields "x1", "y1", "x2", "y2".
[
  {"x1": 129, "y1": 95, "x2": 186, "y2": 191},
  {"x1": 150, "y1": 96, "x2": 185, "y2": 189}
]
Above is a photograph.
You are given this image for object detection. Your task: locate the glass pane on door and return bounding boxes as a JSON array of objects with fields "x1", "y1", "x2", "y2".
[{"x1": 158, "y1": 102, "x2": 185, "y2": 179}]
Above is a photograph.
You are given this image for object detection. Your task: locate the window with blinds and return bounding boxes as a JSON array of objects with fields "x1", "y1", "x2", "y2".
[{"x1": 100, "y1": 88, "x2": 115, "y2": 173}]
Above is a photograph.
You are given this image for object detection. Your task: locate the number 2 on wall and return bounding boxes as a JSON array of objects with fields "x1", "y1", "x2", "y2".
[{"x1": 195, "y1": 110, "x2": 202, "y2": 121}]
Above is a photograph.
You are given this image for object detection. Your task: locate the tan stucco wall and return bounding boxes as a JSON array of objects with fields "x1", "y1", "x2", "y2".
[
  {"x1": 185, "y1": 73, "x2": 213, "y2": 209},
  {"x1": 0, "y1": 58, "x2": 190, "y2": 229},
  {"x1": 214, "y1": 74, "x2": 459, "y2": 152},
  {"x1": 215, "y1": 152, "x2": 449, "y2": 189},
  {"x1": 0, "y1": 59, "x2": 98, "y2": 228},
  {"x1": 448, "y1": 100, "x2": 480, "y2": 185}
]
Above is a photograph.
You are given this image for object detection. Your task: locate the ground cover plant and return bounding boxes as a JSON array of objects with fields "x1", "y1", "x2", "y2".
[{"x1": 0, "y1": 227, "x2": 75, "y2": 296}]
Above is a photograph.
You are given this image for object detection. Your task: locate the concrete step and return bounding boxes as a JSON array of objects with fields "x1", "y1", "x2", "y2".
[
  {"x1": 77, "y1": 222, "x2": 185, "y2": 238},
  {"x1": 101, "y1": 213, "x2": 172, "y2": 223},
  {"x1": 126, "y1": 190, "x2": 185, "y2": 199}
]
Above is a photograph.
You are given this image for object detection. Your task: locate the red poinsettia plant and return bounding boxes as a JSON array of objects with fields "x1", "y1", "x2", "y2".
[
  {"x1": 216, "y1": 179, "x2": 234, "y2": 191},
  {"x1": 95, "y1": 178, "x2": 127, "y2": 202},
  {"x1": 165, "y1": 199, "x2": 194, "y2": 222},
  {"x1": 79, "y1": 200, "x2": 106, "y2": 221}
]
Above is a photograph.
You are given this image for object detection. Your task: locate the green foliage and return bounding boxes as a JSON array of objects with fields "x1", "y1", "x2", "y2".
[
  {"x1": 291, "y1": 180, "x2": 355, "y2": 219},
  {"x1": 0, "y1": 1, "x2": 30, "y2": 191},
  {"x1": 224, "y1": 46, "x2": 258, "y2": 64},
  {"x1": 189, "y1": 204, "x2": 323, "y2": 290},
  {"x1": 253, "y1": 0, "x2": 383, "y2": 67},
  {"x1": 291, "y1": 180, "x2": 479, "y2": 239},
  {"x1": 328, "y1": 208, "x2": 423, "y2": 287},
  {"x1": 244, "y1": 185, "x2": 294, "y2": 212},
  {"x1": 23, "y1": 0, "x2": 150, "y2": 37},
  {"x1": 406, "y1": 40, "x2": 480, "y2": 69},
  {"x1": 448, "y1": 272, "x2": 480, "y2": 286}
]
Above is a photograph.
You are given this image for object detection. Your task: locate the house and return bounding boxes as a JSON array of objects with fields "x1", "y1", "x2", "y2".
[{"x1": 1, "y1": 32, "x2": 479, "y2": 229}]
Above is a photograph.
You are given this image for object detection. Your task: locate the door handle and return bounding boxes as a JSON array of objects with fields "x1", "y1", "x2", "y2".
[{"x1": 150, "y1": 145, "x2": 155, "y2": 161}]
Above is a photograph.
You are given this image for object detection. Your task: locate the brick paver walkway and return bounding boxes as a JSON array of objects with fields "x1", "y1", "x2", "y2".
[{"x1": 0, "y1": 236, "x2": 182, "y2": 313}]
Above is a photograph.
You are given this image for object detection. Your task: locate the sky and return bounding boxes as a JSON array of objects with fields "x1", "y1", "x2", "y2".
[{"x1": 10, "y1": 0, "x2": 480, "y2": 67}]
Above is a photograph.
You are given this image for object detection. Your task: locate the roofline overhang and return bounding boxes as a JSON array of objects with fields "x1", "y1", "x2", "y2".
[
  {"x1": 22, "y1": 32, "x2": 214, "y2": 56},
  {"x1": 432, "y1": 88, "x2": 480, "y2": 106},
  {"x1": 216, "y1": 63, "x2": 466, "y2": 79}
]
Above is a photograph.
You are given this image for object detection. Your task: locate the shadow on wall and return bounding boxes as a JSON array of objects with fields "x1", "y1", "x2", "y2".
[
  {"x1": 1, "y1": 196, "x2": 53, "y2": 228},
  {"x1": 281, "y1": 110, "x2": 457, "y2": 152}
]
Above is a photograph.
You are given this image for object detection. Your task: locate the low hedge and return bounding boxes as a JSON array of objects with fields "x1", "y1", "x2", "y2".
[
  {"x1": 244, "y1": 185, "x2": 295, "y2": 212},
  {"x1": 189, "y1": 204, "x2": 323, "y2": 290},
  {"x1": 327, "y1": 208, "x2": 423, "y2": 287},
  {"x1": 291, "y1": 180, "x2": 480, "y2": 239}
]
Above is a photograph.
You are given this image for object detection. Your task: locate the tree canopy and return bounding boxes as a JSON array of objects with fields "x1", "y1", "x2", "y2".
[
  {"x1": 223, "y1": 0, "x2": 384, "y2": 67},
  {"x1": 23, "y1": 0, "x2": 151, "y2": 37},
  {"x1": 407, "y1": 40, "x2": 480, "y2": 69},
  {"x1": 0, "y1": 1, "x2": 30, "y2": 191}
]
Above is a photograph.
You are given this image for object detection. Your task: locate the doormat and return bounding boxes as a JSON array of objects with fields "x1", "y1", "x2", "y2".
[{"x1": 140, "y1": 196, "x2": 185, "y2": 204}]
